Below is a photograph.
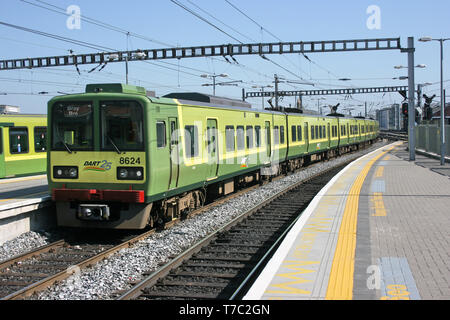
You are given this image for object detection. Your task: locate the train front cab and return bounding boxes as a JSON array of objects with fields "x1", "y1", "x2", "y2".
[{"x1": 49, "y1": 85, "x2": 153, "y2": 229}]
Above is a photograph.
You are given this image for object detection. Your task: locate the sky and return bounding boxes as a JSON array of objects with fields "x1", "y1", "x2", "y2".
[{"x1": 0, "y1": 0, "x2": 449, "y2": 115}]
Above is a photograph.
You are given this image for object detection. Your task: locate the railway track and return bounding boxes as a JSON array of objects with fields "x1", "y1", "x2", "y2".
[
  {"x1": 380, "y1": 130, "x2": 407, "y2": 141},
  {"x1": 0, "y1": 231, "x2": 153, "y2": 300},
  {"x1": 118, "y1": 162, "x2": 347, "y2": 300},
  {"x1": 0, "y1": 182, "x2": 272, "y2": 300},
  {"x1": 0, "y1": 142, "x2": 382, "y2": 300}
]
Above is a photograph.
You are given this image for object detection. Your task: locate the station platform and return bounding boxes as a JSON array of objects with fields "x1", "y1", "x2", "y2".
[
  {"x1": 244, "y1": 141, "x2": 450, "y2": 300},
  {"x1": 0, "y1": 175, "x2": 51, "y2": 244},
  {"x1": 0, "y1": 174, "x2": 49, "y2": 208}
]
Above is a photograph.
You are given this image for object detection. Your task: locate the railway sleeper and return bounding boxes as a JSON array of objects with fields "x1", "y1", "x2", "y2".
[
  {"x1": 160, "y1": 280, "x2": 228, "y2": 288},
  {"x1": 139, "y1": 291, "x2": 218, "y2": 300},
  {"x1": 183, "y1": 261, "x2": 248, "y2": 269},
  {"x1": 192, "y1": 254, "x2": 254, "y2": 262},
  {"x1": 173, "y1": 271, "x2": 238, "y2": 278}
]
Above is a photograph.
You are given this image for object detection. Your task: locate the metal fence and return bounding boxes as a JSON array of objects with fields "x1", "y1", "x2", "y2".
[{"x1": 415, "y1": 124, "x2": 450, "y2": 156}]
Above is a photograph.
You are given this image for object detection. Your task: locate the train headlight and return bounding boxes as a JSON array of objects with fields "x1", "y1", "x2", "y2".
[
  {"x1": 69, "y1": 168, "x2": 78, "y2": 178},
  {"x1": 117, "y1": 167, "x2": 144, "y2": 180},
  {"x1": 53, "y1": 166, "x2": 78, "y2": 179},
  {"x1": 119, "y1": 168, "x2": 128, "y2": 179}
]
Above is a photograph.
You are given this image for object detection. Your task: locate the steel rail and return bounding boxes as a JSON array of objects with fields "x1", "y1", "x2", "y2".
[{"x1": 1, "y1": 230, "x2": 155, "y2": 300}]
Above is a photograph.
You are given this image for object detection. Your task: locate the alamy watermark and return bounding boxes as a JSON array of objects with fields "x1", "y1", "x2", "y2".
[
  {"x1": 366, "y1": 5, "x2": 381, "y2": 30},
  {"x1": 66, "y1": 265, "x2": 82, "y2": 287},
  {"x1": 366, "y1": 264, "x2": 381, "y2": 290},
  {"x1": 66, "y1": 5, "x2": 81, "y2": 30}
]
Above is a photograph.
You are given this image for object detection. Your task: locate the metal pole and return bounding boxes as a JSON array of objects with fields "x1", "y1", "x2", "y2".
[
  {"x1": 261, "y1": 87, "x2": 265, "y2": 110},
  {"x1": 440, "y1": 39, "x2": 445, "y2": 165},
  {"x1": 274, "y1": 74, "x2": 279, "y2": 109},
  {"x1": 407, "y1": 37, "x2": 416, "y2": 161},
  {"x1": 213, "y1": 76, "x2": 216, "y2": 96},
  {"x1": 417, "y1": 84, "x2": 422, "y2": 115},
  {"x1": 125, "y1": 32, "x2": 129, "y2": 84}
]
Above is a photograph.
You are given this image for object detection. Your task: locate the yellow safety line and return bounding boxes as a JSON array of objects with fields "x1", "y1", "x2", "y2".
[
  {"x1": 325, "y1": 144, "x2": 397, "y2": 300},
  {"x1": 374, "y1": 166, "x2": 384, "y2": 178}
]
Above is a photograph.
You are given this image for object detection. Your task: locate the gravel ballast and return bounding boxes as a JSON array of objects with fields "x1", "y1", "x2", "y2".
[{"x1": 0, "y1": 141, "x2": 389, "y2": 300}]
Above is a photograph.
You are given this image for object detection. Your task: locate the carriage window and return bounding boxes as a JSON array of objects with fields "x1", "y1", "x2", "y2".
[
  {"x1": 311, "y1": 126, "x2": 315, "y2": 140},
  {"x1": 156, "y1": 121, "x2": 166, "y2": 148},
  {"x1": 0, "y1": 129, "x2": 2, "y2": 154},
  {"x1": 297, "y1": 125, "x2": 302, "y2": 141},
  {"x1": 280, "y1": 126, "x2": 285, "y2": 144},
  {"x1": 246, "y1": 126, "x2": 253, "y2": 149},
  {"x1": 225, "y1": 125, "x2": 235, "y2": 152},
  {"x1": 273, "y1": 126, "x2": 280, "y2": 145},
  {"x1": 255, "y1": 126, "x2": 261, "y2": 147},
  {"x1": 291, "y1": 126, "x2": 296, "y2": 142},
  {"x1": 184, "y1": 125, "x2": 198, "y2": 158},
  {"x1": 52, "y1": 101, "x2": 93, "y2": 151},
  {"x1": 237, "y1": 126, "x2": 245, "y2": 150},
  {"x1": 10, "y1": 127, "x2": 29, "y2": 154},
  {"x1": 34, "y1": 127, "x2": 47, "y2": 152}
]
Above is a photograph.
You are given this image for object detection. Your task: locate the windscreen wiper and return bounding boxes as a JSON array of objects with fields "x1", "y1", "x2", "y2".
[
  {"x1": 60, "y1": 139, "x2": 72, "y2": 154},
  {"x1": 63, "y1": 141, "x2": 72, "y2": 153},
  {"x1": 107, "y1": 135, "x2": 122, "y2": 154}
]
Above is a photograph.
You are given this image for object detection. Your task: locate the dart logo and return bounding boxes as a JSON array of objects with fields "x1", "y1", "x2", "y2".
[{"x1": 83, "y1": 160, "x2": 112, "y2": 172}]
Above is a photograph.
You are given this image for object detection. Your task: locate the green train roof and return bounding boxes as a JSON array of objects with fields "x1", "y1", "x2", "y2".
[{"x1": 85, "y1": 83, "x2": 147, "y2": 95}]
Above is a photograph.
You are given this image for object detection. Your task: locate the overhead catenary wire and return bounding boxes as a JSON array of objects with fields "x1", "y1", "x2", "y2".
[
  {"x1": 22, "y1": 0, "x2": 174, "y2": 47},
  {"x1": 223, "y1": 0, "x2": 357, "y2": 87},
  {"x1": 13, "y1": 0, "x2": 295, "y2": 94},
  {"x1": 170, "y1": 0, "x2": 243, "y2": 44}
]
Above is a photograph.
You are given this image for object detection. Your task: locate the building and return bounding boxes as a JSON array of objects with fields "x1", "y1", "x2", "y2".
[
  {"x1": 376, "y1": 104, "x2": 404, "y2": 131},
  {"x1": 0, "y1": 105, "x2": 20, "y2": 114},
  {"x1": 430, "y1": 103, "x2": 450, "y2": 125}
]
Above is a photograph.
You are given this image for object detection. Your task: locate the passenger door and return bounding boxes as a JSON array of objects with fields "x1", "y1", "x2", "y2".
[
  {"x1": 327, "y1": 123, "x2": 331, "y2": 148},
  {"x1": 168, "y1": 117, "x2": 179, "y2": 189},
  {"x1": 265, "y1": 121, "x2": 271, "y2": 160},
  {"x1": 0, "y1": 128, "x2": 4, "y2": 178},
  {"x1": 206, "y1": 119, "x2": 219, "y2": 180},
  {"x1": 304, "y1": 122, "x2": 309, "y2": 152}
]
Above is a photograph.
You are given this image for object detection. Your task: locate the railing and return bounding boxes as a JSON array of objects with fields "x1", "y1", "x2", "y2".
[{"x1": 415, "y1": 124, "x2": 450, "y2": 156}]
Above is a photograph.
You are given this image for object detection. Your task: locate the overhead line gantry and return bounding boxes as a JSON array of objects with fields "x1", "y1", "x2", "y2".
[{"x1": 0, "y1": 38, "x2": 401, "y2": 71}]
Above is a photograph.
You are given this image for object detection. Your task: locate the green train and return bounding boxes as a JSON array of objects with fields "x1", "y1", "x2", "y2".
[
  {"x1": 0, "y1": 114, "x2": 47, "y2": 178},
  {"x1": 47, "y1": 83, "x2": 378, "y2": 229}
]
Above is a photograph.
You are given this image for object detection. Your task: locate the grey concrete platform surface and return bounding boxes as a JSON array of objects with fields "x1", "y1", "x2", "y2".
[
  {"x1": 0, "y1": 175, "x2": 52, "y2": 244},
  {"x1": 244, "y1": 142, "x2": 450, "y2": 300}
]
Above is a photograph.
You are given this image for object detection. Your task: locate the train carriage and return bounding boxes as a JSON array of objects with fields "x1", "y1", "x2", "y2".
[
  {"x1": 47, "y1": 83, "x2": 378, "y2": 229},
  {"x1": 0, "y1": 114, "x2": 47, "y2": 178}
]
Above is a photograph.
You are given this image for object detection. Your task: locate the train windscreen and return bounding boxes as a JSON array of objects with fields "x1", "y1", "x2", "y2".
[
  {"x1": 100, "y1": 100, "x2": 144, "y2": 152},
  {"x1": 51, "y1": 101, "x2": 94, "y2": 151}
]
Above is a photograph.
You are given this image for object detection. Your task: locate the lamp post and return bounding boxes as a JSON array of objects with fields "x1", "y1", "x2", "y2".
[
  {"x1": 200, "y1": 73, "x2": 228, "y2": 96},
  {"x1": 394, "y1": 64, "x2": 426, "y2": 69},
  {"x1": 419, "y1": 36, "x2": 450, "y2": 165}
]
